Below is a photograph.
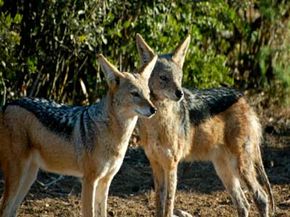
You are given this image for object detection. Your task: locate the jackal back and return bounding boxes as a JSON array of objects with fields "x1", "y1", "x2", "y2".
[
  {"x1": 184, "y1": 87, "x2": 244, "y2": 126},
  {"x1": 4, "y1": 97, "x2": 105, "y2": 150}
]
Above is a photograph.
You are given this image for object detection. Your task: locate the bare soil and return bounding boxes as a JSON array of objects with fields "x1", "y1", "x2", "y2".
[{"x1": 0, "y1": 105, "x2": 289, "y2": 217}]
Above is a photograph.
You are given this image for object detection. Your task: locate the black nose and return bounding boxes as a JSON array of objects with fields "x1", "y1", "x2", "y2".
[
  {"x1": 175, "y1": 89, "x2": 183, "y2": 99},
  {"x1": 150, "y1": 106, "x2": 157, "y2": 115}
]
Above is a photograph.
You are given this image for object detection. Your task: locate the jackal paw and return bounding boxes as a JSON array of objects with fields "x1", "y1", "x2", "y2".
[{"x1": 174, "y1": 209, "x2": 193, "y2": 217}]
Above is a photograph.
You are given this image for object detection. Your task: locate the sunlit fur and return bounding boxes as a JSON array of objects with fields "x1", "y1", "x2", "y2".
[
  {"x1": 0, "y1": 54, "x2": 157, "y2": 217},
  {"x1": 136, "y1": 34, "x2": 274, "y2": 217}
]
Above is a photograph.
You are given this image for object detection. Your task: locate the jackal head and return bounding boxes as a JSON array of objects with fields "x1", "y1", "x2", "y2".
[
  {"x1": 136, "y1": 34, "x2": 190, "y2": 102},
  {"x1": 97, "y1": 54, "x2": 157, "y2": 118}
]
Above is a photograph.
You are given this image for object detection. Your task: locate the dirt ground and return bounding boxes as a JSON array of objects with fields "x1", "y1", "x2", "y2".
[{"x1": 0, "y1": 103, "x2": 289, "y2": 217}]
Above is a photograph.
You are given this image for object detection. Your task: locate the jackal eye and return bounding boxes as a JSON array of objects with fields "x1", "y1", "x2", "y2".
[
  {"x1": 160, "y1": 75, "x2": 168, "y2": 82},
  {"x1": 131, "y1": 91, "x2": 140, "y2": 97}
]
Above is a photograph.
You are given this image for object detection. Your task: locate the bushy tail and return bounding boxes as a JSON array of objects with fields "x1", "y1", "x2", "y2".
[{"x1": 249, "y1": 110, "x2": 275, "y2": 215}]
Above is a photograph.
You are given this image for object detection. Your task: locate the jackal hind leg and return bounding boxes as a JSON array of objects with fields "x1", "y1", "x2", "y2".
[
  {"x1": 239, "y1": 158, "x2": 269, "y2": 217},
  {"x1": 213, "y1": 151, "x2": 250, "y2": 217},
  {"x1": 147, "y1": 156, "x2": 166, "y2": 217},
  {"x1": 0, "y1": 156, "x2": 36, "y2": 217},
  {"x1": 11, "y1": 162, "x2": 39, "y2": 216}
]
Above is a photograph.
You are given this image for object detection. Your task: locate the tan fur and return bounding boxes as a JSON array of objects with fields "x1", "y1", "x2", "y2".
[
  {"x1": 0, "y1": 54, "x2": 157, "y2": 217},
  {"x1": 136, "y1": 34, "x2": 274, "y2": 217}
]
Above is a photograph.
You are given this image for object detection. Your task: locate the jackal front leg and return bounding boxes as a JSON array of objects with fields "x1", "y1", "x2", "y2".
[
  {"x1": 94, "y1": 174, "x2": 114, "y2": 217},
  {"x1": 174, "y1": 209, "x2": 193, "y2": 217},
  {"x1": 163, "y1": 164, "x2": 193, "y2": 217},
  {"x1": 164, "y1": 163, "x2": 178, "y2": 217},
  {"x1": 81, "y1": 177, "x2": 99, "y2": 217},
  {"x1": 148, "y1": 157, "x2": 166, "y2": 217}
]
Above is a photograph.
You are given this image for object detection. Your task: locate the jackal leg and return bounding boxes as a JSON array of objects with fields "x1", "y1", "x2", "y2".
[
  {"x1": 82, "y1": 177, "x2": 99, "y2": 217},
  {"x1": 147, "y1": 156, "x2": 166, "y2": 217},
  {"x1": 213, "y1": 150, "x2": 250, "y2": 217},
  {"x1": 94, "y1": 174, "x2": 114, "y2": 217},
  {"x1": 174, "y1": 209, "x2": 193, "y2": 217},
  {"x1": 11, "y1": 162, "x2": 39, "y2": 216},
  {"x1": 163, "y1": 163, "x2": 178, "y2": 217},
  {"x1": 0, "y1": 156, "x2": 35, "y2": 217},
  {"x1": 239, "y1": 159, "x2": 269, "y2": 217}
]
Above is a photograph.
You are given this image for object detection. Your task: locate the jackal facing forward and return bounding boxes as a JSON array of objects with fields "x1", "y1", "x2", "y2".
[
  {"x1": 0, "y1": 54, "x2": 157, "y2": 217},
  {"x1": 136, "y1": 34, "x2": 274, "y2": 217}
]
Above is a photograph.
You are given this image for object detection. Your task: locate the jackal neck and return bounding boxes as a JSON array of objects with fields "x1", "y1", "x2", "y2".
[
  {"x1": 152, "y1": 97, "x2": 178, "y2": 113},
  {"x1": 152, "y1": 98, "x2": 184, "y2": 127},
  {"x1": 106, "y1": 92, "x2": 138, "y2": 139}
]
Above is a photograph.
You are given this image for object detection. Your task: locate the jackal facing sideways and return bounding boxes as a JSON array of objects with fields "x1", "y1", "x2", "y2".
[
  {"x1": 136, "y1": 34, "x2": 274, "y2": 217},
  {"x1": 0, "y1": 54, "x2": 157, "y2": 217}
]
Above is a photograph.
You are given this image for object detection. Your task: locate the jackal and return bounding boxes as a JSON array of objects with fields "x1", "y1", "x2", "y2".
[
  {"x1": 0, "y1": 54, "x2": 157, "y2": 217},
  {"x1": 136, "y1": 34, "x2": 274, "y2": 217}
]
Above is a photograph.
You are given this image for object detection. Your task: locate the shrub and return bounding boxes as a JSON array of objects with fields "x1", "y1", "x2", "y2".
[{"x1": 0, "y1": 0, "x2": 289, "y2": 105}]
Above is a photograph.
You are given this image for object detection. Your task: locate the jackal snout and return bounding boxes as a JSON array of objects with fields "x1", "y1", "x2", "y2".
[
  {"x1": 135, "y1": 97, "x2": 157, "y2": 118},
  {"x1": 175, "y1": 88, "x2": 184, "y2": 101}
]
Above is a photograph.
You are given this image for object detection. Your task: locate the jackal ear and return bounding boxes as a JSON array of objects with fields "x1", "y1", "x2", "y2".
[
  {"x1": 138, "y1": 55, "x2": 158, "y2": 81},
  {"x1": 97, "y1": 54, "x2": 125, "y2": 88},
  {"x1": 172, "y1": 35, "x2": 191, "y2": 68},
  {"x1": 136, "y1": 33, "x2": 156, "y2": 65}
]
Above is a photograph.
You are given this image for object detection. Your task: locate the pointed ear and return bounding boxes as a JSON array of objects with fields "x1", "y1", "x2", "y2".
[
  {"x1": 138, "y1": 55, "x2": 158, "y2": 81},
  {"x1": 97, "y1": 54, "x2": 124, "y2": 88},
  {"x1": 172, "y1": 35, "x2": 191, "y2": 68},
  {"x1": 136, "y1": 33, "x2": 156, "y2": 65}
]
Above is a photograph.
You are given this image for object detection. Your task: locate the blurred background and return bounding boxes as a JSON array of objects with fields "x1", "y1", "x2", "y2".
[{"x1": 0, "y1": 0, "x2": 289, "y2": 106}]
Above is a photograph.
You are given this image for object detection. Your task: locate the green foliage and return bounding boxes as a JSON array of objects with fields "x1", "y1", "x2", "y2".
[
  {"x1": 185, "y1": 48, "x2": 233, "y2": 88},
  {"x1": 0, "y1": 0, "x2": 289, "y2": 105},
  {"x1": 271, "y1": 21, "x2": 290, "y2": 105},
  {"x1": 0, "y1": 0, "x2": 22, "y2": 105}
]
